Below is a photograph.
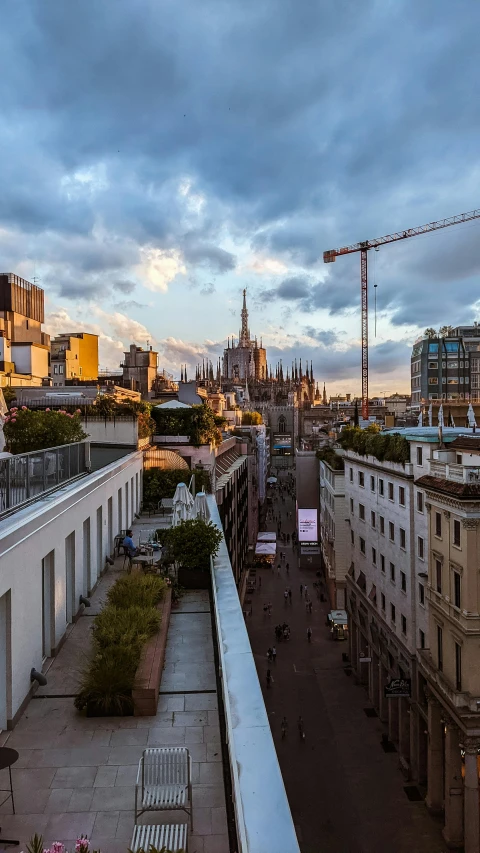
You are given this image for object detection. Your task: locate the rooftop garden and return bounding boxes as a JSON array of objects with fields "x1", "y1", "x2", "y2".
[
  {"x1": 337, "y1": 425, "x2": 410, "y2": 465},
  {"x1": 3, "y1": 407, "x2": 87, "y2": 454},
  {"x1": 143, "y1": 467, "x2": 211, "y2": 511},
  {"x1": 151, "y1": 402, "x2": 226, "y2": 446},
  {"x1": 316, "y1": 445, "x2": 345, "y2": 470},
  {"x1": 242, "y1": 410, "x2": 263, "y2": 425},
  {"x1": 158, "y1": 517, "x2": 223, "y2": 573}
]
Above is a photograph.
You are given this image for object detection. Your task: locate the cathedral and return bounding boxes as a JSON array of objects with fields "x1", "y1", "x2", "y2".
[{"x1": 222, "y1": 290, "x2": 267, "y2": 381}]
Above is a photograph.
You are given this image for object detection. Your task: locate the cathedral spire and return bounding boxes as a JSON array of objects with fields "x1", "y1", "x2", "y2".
[
  {"x1": 323, "y1": 382, "x2": 327, "y2": 405},
  {"x1": 240, "y1": 289, "x2": 250, "y2": 345}
]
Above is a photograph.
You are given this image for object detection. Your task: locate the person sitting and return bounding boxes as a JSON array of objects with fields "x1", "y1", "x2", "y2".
[{"x1": 122, "y1": 530, "x2": 137, "y2": 558}]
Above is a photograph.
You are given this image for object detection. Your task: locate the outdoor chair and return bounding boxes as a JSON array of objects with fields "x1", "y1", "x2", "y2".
[
  {"x1": 130, "y1": 823, "x2": 188, "y2": 852},
  {"x1": 135, "y1": 747, "x2": 193, "y2": 828}
]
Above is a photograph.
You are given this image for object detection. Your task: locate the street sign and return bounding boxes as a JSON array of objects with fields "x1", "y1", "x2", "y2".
[
  {"x1": 301, "y1": 546, "x2": 320, "y2": 555},
  {"x1": 359, "y1": 657, "x2": 371, "y2": 663},
  {"x1": 384, "y1": 678, "x2": 411, "y2": 698}
]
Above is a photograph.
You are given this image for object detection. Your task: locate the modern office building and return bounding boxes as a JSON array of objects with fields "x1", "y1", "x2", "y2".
[
  {"x1": 411, "y1": 325, "x2": 480, "y2": 410},
  {"x1": 0, "y1": 272, "x2": 50, "y2": 386},
  {"x1": 50, "y1": 332, "x2": 99, "y2": 385}
]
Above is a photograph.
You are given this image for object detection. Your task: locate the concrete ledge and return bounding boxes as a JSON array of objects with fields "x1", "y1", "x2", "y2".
[{"x1": 133, "y1": 588, "x2": 172, "y2": 716}]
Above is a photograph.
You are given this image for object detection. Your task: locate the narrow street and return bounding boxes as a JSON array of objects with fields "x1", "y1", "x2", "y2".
[{"x1": 246, "y1": 469, "x2": 445, "y2": 853}]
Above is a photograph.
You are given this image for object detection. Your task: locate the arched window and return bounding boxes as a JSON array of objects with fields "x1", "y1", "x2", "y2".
[{"x1": 278, "y1": 416, "x2": 286, "y2": 434}]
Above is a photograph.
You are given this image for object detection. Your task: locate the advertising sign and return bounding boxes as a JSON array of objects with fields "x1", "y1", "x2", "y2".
[
  {"x1": 273, "y1": 434, "x2": 292, "y2": 450},
  {"x1": 298, "y1": 508, "x2": 318, "y2": 543},
  {"x1": 384, "y1": 678, "x2": 411, "y2": 699},
  {"x1": 301, "y1": 546, "x2": 320, "y2": 555}
]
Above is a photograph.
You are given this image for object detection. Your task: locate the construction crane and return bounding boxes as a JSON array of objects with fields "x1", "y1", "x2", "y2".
[{"x1": 324, "y1": 209, "x2": 480, "y2": 420}]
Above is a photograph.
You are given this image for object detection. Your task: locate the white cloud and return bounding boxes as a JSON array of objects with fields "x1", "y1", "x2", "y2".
[{"x1": 138, "y1": 248, "x2": 186, "y2": 293}]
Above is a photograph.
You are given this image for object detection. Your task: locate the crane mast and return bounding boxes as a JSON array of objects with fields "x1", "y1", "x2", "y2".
[{"x1": 324, "y1": 208, "x2": 480, "y2": 420}]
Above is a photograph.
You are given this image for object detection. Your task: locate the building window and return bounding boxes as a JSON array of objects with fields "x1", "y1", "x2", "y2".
[
  {"x1": 453, "y1": 571, "x2": 461, "y2": 609},
  {"x1": 371, "y1": 511, "x2": 376, "y2": 528},
  {"x1": 359, "y1": 504, "x2": 365, "y2": 521},
  {"x1": 360, "y1": 537, "x2": 366, "y2": 555},
  {"x1": 456, "y1": 454, "x2": 462, "y2": 464},
  {"x1": 418, "y1": 536, "x2": 424, "y2": 559},
  {"x1": 59, "y1": 364, "x2": 64, "y2": 374},
  {"x1": 399, "y1": 486, "x2": 405, "y2": 506},
  {"x1": 389, "y1": 522, "x2": 395, "y2": 541},
  {"x1": 417, "y1": 491, "x2": 424, "y2": 512},
  {"x1": 388, "y1": 482, "x2": 394, "y2": 501},
  {"x1": 53, "y1": 364, "x2": 58, "y2": 374},
  {"x1": 380, "y1": 554, "x2": 385, "y2": 573},
  {"x1": 455, "y1": 642, "x2": 462, "y2": 691},
  {"x1": 372, "y1": 547, "x2": 377, "y2": 565},
  {"x1": 400, "y1": 528, "x2": 406, "y2": 549},
  {"x1": 351, "y1": 530, "x2": 354, "y2": 545},
  {"x1": 350, "y1": 468, "x2": 353, "y2": 482},
  {"x1": 453, "y1": 519, "x2": 461, "y2": 547},
  {"x1": 370, "y1": 475, "x2": 375, "y2": 492},
  {"x1": 350, "y1": 498, "x2": 354, "y2": 513},
  {"x1": 79, "y1": 366, "x2": 83, "y2": 376},
  {"x1": 428, "y1": 361, "x2": 438, "y2": 369},
  {"x1": 435, "y1": 560, "x2": 442, "y2": 593},
  {"x1": 400, "y1": 571, "x2": 406, "y2": 592},
  {"x1": 419, "y1": 629, "x2": 425, "y2": 649},
  {"x1": 358, "y1": 471, "x2": 365, "y2": 487},
  {"x1": 380, "y1": 516, "x2": 385, "y2": 535},
  {"x1": 379, "y1": 479, "x2": 384, "y2": 496},
  {"x1": 419, "y1": 583, "x2": 425, "y2": 606},
  {"x1": 401, "y1": 615, "x2": 407, "y2": 635},
  {"x1": 437, "y1": 625, "x2": 443, "y2": 671},
  {"x1": 390, "y1": 562, "x2": 395, "y2": 582},
  {"x1": 417, "y1": 447, "x2": 423, "y2": 466},
  {"x1": 381, "y1": 593, "x2": 386, "y2": 611},
  {"x1": 435, "y1": 512, "x2": 442, "y2": 537},
  {"x1": 428, "y1": 377, "x2": 439, "y2": 385},
  {"x1": 391, "y1": 604, "x2": 396, "y2": 623}
]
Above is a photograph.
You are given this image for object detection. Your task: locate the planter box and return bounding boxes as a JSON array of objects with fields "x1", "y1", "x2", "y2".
[
  {"x1": 178, "y1": 566, "x2": 211, "y2": 589},
  {"x1": 132, "y1": 588, "x2": 172, "y2": 716}
]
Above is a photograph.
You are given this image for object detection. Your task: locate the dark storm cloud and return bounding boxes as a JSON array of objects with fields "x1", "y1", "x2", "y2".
[{"x1": 1, "y1": 0, "x2": 480, "y2": 329}]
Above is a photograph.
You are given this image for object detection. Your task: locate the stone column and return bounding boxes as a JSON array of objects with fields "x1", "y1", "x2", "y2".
[
  {"x1": 462, "y1": 738, "x2": 480, "y2": 853},
  {"x1": 399, "y1": 697, "x2": 411, "y2": 772},
  {"x1": 426, "y1": 696, "x2": 444, "y2": 814},
  {"x1": 443, "y1": 723, "x2": 464, "y2": 849}
]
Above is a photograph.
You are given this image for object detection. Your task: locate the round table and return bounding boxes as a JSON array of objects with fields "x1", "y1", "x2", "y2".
[{"x1": 0, "y1": 746, "x2": 19, "y2": 844}]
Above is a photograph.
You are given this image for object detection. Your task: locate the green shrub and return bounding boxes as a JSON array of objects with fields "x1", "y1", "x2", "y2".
[
  {"x1": 161, "y1": 517, "x2": 222, "y2": 572},
  {"x1": 92, "y1": 605, "x2": 160, "y2": 649},
  {"x1": 338, "y1": 426, "x2": 410, "y2": 466},
  {"x1": 75, "y1": 643, "x2": 138, "y2": 715},
  {"x1": 107, "y1": 573, "x2": 166, "y2": 609},
  {"x1": 143, "y1": 468, "x2": 211, "y2": 508},
  {"x1": 316, "y1": 445, "x2": 345, "y2": 470},
  {"x1": 151, "y1": 402, "x2": 226, "y2": 446}
]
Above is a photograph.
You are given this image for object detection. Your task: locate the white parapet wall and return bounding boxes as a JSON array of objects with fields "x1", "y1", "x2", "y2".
[
  {"x1": 0, "y1": 450, "x2": 143, "y2": 729},
  {"x1": 208, "y1": 495, "x2": 300, "y2": 853}
]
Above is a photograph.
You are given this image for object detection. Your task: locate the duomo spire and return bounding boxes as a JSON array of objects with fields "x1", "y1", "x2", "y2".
[
  {"x1": 240, "y1": 288, "x2": 250, "y2": 345},
  {"x1": 223, "y1": 290, "x2": 266, "y2": 381}
]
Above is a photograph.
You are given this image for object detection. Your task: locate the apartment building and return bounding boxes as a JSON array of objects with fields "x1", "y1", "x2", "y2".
[
  {"x1": 415, "y1": 434, "x2": 480, "y2": 852},
  {"x1": 319, "y1": 452, "x2": 348, "y2": 608},
  {"x1": 343, "y1": 428, "x2": 471, "y2": 784},
  {"x1": 0, "y1": 272, "x2": 50, "y2": 386},
  {"x1": 50, "y1": 332, "x2": 98, "y2": 384}
]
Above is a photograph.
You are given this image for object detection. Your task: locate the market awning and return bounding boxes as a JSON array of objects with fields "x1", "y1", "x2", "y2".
[
  {"x1": 257, "y1": 532, "x2": 276, "y2": 542},
  {"x1": 254, "y1": 542, "x2": 276, "y2": 556}
]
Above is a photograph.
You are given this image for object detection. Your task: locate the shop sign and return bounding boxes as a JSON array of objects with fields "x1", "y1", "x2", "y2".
[{"x1": 384, "y1": 678, "x2": 411, "y2": 698}]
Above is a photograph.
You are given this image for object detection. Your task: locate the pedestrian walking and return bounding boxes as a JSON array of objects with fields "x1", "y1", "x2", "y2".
[
  {"x1": 268, "y1": 602, "x2": 272, "y2": 614},
  {"x1": 288, "y1": 588, "x2": 292, "y2": 603},
  {"x1": 277, "y1": 565, "x2": 281, "y2": 577},
  {"x1": 258, "y1": 575, "x2": 262, "y2": 588},
  {"x1": 284, "y1": 589, "x2": 288, "y2": 604},
  {"x1": 300, "y1": 583, "x2": 303, "y2": 595},
  {"x1": 307, "y1": 627, "x2": 312, "y2": 643},
  {"x1": 286, "y1": 562, "x2": 289, "y2": 573},
  {"x1": 272, "y1": 646, "x2": 277, "y2": 662},
  {"x1": 281, "y1": 715, "x2": 288, "y2": 739},
  {"x1": 263, "y1": 604, "x2": 268, "y2": 615},
  {"x1": 267, "y1": 647, "x2": 273, "y2": 661},
  {"x1": 308, "y1": 600, "x2": 313, "y2": 613},
  {"x1": 298, "y1": 716, "x2": 305, "y2": 740},
  {"x1": 304, "y1": 585, "x2": 308, "y2": 598},
  {"x1": 266, "y1": 669, "x2": 272, "y2": 688}
]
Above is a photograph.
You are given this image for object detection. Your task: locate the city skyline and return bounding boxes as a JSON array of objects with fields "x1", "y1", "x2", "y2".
[{"x1": 1, "y1": 1, "x2": 480, "y2": 395}]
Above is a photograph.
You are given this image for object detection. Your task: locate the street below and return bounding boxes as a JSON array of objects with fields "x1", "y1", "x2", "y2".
[{"x1": 245, "y1": 468, "x2": 445, "y2": 853}]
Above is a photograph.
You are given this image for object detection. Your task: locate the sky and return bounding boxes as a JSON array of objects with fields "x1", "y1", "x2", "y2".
[{"x1": 1, "y1": 0, "x2": 480, "y2": 396}]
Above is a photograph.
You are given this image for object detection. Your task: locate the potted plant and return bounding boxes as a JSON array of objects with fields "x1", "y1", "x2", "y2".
[{"x1": 161, "y1": 518, "x2": 222, "y2": 588}]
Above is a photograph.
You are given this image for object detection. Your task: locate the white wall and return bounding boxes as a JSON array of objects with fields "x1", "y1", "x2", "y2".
[
  {"x1": 0, "y1": 450, "x2": 142, "y2": 727},
  {"x1": 11, "y1": 343, "x2": 49, "y2": 378},
  {"x1": 81, "y1": 418, "x2": 139, "y2": 446}
]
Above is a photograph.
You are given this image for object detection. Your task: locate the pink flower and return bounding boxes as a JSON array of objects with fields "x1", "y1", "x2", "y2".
[
  {"x1": 51, "y1": 843, "x2": 65, "y2": 853},
  {"x1": 76, "y1": 409, "x2": 81, "y2": 414},
  {"x1": 10, "y1": 418, "x2": 16, "y2": 423},
  {"x1": 21, "y1": 406, "x2": 27, "y2": 410},
  {"x1": 45, "y1": 408, "x2": 51, "y2": 412}
]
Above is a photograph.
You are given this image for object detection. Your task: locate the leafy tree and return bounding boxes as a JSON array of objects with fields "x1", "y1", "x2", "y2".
[
  {"x1": 161, "y1": 518, "x2": 223, "y2": 571},
  {"x1": 316, "y1": 445, "x2": 345, "y2": 470},
  {"x1": 242, "y1": 411, "x2": 263, "y2": 425},
  {"x1": 2, "y1": 387, "x2": 16, "y2": 406},
  {"x1": 439, "y1": 325, "x2": 453, "y2": 338},
  {"x1": 151, "y1": 403, "x2": 226, "y2": 446},
  {"x1": 338, "y1": 426, "x2": 410, "y2": 466},
  {"x1": 424, "y1": 327, "x2": 437, "y2": 339},
  {"x1": 143, "y1": 468, "x2": 211, "y2": 507},
  {"x1": 3, "y1": 408, "x2": 87, "y2": 454}
]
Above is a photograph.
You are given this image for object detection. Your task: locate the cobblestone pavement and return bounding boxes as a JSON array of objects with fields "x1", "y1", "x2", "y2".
[{"x1": 246, "y1": 469, "x2": 445, "y2": 853}]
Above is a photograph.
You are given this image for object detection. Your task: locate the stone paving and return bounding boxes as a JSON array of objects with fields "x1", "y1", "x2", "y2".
[
  {"x1": 246, "y1": 469, "x2": 445, "y2": 853},
  {"x1": 0, "y1": 555, "x2": 228, "y2": 853}
]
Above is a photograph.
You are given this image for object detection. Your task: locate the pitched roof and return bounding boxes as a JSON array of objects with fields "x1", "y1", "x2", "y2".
[{"x1": 416, "y1": 474, "x2": 480, "y2": 499}]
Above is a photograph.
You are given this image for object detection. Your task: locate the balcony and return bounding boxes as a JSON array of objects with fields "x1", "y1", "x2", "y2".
[
  {"x1": 417, "y1": 648, "x2": 480, "y2": 712},
  {"x1": 429, "y1": 460, "x2": 480, "y2": 483}
]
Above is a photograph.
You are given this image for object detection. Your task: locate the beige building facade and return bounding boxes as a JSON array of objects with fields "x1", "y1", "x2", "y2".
[
  {"x1": 417, "y1": 434, "x2": 480, "y2": 852},
  {"x1": 50, "y1": 332, "x2": 99, "y2": 385}
]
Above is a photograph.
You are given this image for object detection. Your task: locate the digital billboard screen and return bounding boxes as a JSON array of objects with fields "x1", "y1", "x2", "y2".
[
  {"x1": 298, "y1": 508, "x2": 318, "y2": 543},
  {"x1": 273, "y1": 433, "x2": 292, "y2": 450}
]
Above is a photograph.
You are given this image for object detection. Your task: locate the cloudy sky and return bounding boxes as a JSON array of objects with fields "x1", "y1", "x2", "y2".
[{"x1": 1, "y1": 0, "x2": 479, "y2": 395}]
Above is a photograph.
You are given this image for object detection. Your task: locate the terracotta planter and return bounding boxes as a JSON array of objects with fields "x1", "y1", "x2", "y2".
[{"x1": 178, "y1": 566, "x2": 211, "y2": 589}]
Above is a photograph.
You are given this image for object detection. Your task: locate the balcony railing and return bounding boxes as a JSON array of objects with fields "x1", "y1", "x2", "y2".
[
  {"x1": 429, "y1": 460, "x2": 480, "y2": 483},
  {"x1": 0, "y1": 441, "x2": 90, "y2": 518}
]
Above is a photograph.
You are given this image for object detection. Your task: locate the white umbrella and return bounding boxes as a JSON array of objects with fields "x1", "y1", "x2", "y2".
[
  {"x1": 194, "y1": 491, "x2": 209, "y2": 521},
  {"x1": 267, "y1": 476, "x2": 278, "y2": 484},
  {"x1": 438, "y1": 404, "x2": 444, "y2": 429},
  {"x1": 172, "y1": 482, "x2": 195, "y2": 527},
  {"x1": 467, "y1": 403, "x2": 477, "y2": 428},
  {"x1": 428, "y1": 403, "x2": 433, "y2": 427}
]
